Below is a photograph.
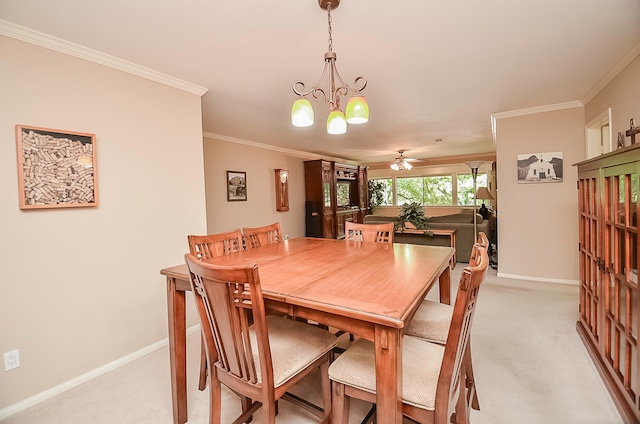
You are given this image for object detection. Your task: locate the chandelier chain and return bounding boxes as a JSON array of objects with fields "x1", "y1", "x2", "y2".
[{"x1": 327, "y1": 3, "x2": 333, "y2": 52}]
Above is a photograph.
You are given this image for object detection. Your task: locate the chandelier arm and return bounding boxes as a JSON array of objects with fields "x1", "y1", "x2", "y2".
[
  {"x1": 312, "y1": 88, "x2": 326, "y2": 101},
  {"x1": 292, "y1": 60, "x2": 331, "y2": 98},
  {"x1": 352, "y1": 76, "x2": 367, "y2": 92},
  {"x1": 331, "y1": 65, "x2": 368, "y2": 98},
  {"x1": 292, "y1": 82, "x2": 328, "y2": 103}
]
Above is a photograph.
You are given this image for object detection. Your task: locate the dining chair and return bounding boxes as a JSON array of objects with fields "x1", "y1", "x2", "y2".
[
  {"x1": 344, "y1": 221, "x2": 394, "y2": 244},
  {"x1": 404, "y1": 234, "x2": 489, "y2": 411},
  {"x1": 244, "y1": 222, "x2": 283, "y2": 249},
  {"x1": 468, "y1": 231, "x2": 489, "y2": 268},
  {"x1": 328, "y1": 246, "x2": 489, "y2": 424},
  {"x1": 187, "y1": 229, "x2": 244, "y2": 390},
  {"x1": 188, "y1": 229, "x2": 244, "y2": 260},
  {"x1": 184, "y1": 254, "x2": 337, "y2": 424}
]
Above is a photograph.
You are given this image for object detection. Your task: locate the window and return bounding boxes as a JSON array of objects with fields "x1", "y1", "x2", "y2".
[
  {"x1": 371, "y1": 171, "x2": 488, "y2": 207},
  {"x1": 424, "y1": 176, "x2": 453, "y2": 205},
  {"x1": 396, "y1": 177, "x2": 424, "y2": 205},
  {"x1": 457, "y1": 173, "x2": 487, "y2": 206},
  {"x1": 396, "y1": 176, "x2": 453, "y2": 206}
]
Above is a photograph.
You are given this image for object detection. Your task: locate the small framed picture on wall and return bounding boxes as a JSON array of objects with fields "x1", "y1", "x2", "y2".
[
  {"x1": 226, "y1": 170, "x2": 247, "y2": 201},
  {"x1": 516, "y1": 151, "x2": 563, "y2": 184}
]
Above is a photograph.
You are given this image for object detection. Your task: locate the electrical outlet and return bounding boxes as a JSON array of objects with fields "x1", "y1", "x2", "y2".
[
  {"x1": 285, "y1": 234, "x2": 289, "y2": 240},
  {"x1": 4, "y1": 349, "x2": 20, "y2": 371}
]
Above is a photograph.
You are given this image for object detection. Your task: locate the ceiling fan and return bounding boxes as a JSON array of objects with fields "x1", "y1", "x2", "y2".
[{"x1": 390, "y1": 150, "x2": 417, "y2": 171}]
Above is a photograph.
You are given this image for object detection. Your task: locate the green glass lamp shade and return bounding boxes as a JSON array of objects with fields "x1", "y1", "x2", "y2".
[
  {"x1": 291, "y1": 98, "x2": 314, "y2": 127},
  {"x1": 345, "y1": 95, "x2": 369, "y2": 124},
  {"x1": 327, "y1": 109, "x2": 347, "y2": 134}
]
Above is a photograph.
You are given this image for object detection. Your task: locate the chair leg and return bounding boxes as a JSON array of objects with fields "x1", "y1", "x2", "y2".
[
  {"x1": 332, "y1": 382, "x2": 350, "y2": 424},
  {"x1": 199, "y1": 334, "x2": 207, "y2": 391},
  {"x1": 240, "y1": 396, "x2": 253, "y2": 423},
  {"x1": 464, "y1": 341, "x2": 480, "y2": 410},
  {"x1": 454, "y1": 374, "x2": 470, "y2": 424},
  {"x1": 320, "y1": 360, "x2": 332, "y2": 421},
  {"x1": 261, "y1": 395, "x2": 277, "y2": 424},
  {"x1": 208, "y1": 375, "x2": 222, "y2": 424}
]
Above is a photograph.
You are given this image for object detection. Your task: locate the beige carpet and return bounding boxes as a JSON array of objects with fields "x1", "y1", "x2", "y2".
[{"x1": 1, "y1": 267, "x2": 622, "y2": 424}]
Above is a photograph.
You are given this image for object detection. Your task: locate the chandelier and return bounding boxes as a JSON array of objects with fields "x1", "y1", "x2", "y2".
[
  {"x1": 291, "y1": 0, "x2": 369, "y2": 135},
  {"x1": 390, "y1": 151, "x2": 413, "y2": 171}
]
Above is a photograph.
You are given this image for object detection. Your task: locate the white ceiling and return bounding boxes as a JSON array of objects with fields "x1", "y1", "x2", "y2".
[{"x1": 1, "y1": 0, "x2": 639, "y2": 165}]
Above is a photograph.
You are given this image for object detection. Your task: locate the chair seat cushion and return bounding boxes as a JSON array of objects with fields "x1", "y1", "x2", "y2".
[
  {"x1": 405, "y1": 300, "x2": 453, "y2": 344},
  {"x1": 329, "y1": 336, "x2": 444, "y2": 410},
  {"x1": 250, "y1": 315, "x2": 337, "y2": 387}
]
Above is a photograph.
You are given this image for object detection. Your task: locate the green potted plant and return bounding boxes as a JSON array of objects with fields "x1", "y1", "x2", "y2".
[{"x1": 398, "y1": 202, "x2": 432, "y2": 234}]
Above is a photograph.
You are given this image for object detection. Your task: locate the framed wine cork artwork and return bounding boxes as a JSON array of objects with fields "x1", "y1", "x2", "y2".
[{"x1": 15, "y1": 125, "x2": 98, "y2": 209}]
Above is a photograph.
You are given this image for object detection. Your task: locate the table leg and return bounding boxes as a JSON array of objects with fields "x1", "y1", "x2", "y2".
[
  {"x1": 450, "y1": 233, "x2": 456, "y2": 270},
  {"x1": 439, "y1": 266, "x2": 451, "y2": 305},
  {"x1": 167, "y1": 277, "x2": 188, "y2": 424},
  {"x1": 374, "y1": 326, "x2": 403, "y2": 424}
]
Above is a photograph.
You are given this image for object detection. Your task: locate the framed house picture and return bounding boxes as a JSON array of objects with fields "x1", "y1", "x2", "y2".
[
  {"x1": 227, "y1": 170, "x2": 247, "y2": 201},
  {"x1": 15, "y1": 125, "x2": 98, "y2": 209},
  {"x1": 517, "y1": 151, "x2": 563, "y2": 184}
]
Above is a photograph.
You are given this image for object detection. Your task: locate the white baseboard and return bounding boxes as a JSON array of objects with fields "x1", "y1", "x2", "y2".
[
  {"x1": 0, "y1": 324, "x2": 201, "y2": 420},
  {"x1": 497, "y1": 272, "x2": 579, "y2": 285}
]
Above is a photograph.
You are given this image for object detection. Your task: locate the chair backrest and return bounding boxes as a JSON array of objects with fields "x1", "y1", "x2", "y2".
[
  {"x1": 187, "y1": 229, "x2": 244, "y2": 260},
  {"x1": 469, "y1": 231, "x2": 489, "y2": 266},
  {"x1": 435, "y1": 244, "x2": 489, "y2": 422},
  {"x1": 345, "y1": 221, "x2": 394, "y2": 244},
  {"x1": 243, "y1": 222, "x2": 282, "y2": 249},
  {"x1": 184, "y1": 253, "x2": 273, "y2": 390},
  {"x1": 477, "y1": 231, "x2": 489, "y2": 249}
]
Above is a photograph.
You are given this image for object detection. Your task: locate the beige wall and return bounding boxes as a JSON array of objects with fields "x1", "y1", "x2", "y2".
[
  {"x1": 0, "y1": 36, "x2": 207, "y2": 409},
  {"x1": 585, "y1": 54, "x2": 640, "y2": 147},
  {"x1": 495, "y1": 107, "x2": 585, "y2": 282},
  {"x1": 494, "y1": 53, "x2": 639, "y2": 283},
  {"x1": 203, "y1": 137, "x2": 307, "y2": 238}
]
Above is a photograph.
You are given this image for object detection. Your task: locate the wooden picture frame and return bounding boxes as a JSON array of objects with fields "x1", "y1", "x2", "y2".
[
  {"x1": 226, "y1": 170, "x2": 247, "y2": 201},
  {"x1": 275, "y1": 169, "x2": 289, "y2": 212},
  {"x1": 15, "y1": 125, "x2": 98, "y2": 209}
]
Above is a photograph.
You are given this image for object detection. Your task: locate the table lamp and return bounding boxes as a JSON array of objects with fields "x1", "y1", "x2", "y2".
[{"x1": 475, "y1": 186, "x2": 494, "y2": 219}]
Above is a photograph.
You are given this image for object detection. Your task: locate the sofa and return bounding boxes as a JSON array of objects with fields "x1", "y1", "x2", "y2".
[{"x1": 363, "y1": 210, "x2": 490, "y2": 263}]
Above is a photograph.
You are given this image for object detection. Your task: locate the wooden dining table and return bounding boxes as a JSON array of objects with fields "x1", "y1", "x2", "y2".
[{"x1": 160, "y1": 237, "x2": 454, "y2": 424}]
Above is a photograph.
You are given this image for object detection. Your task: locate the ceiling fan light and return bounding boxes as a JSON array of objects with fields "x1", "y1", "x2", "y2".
[
  {"x1": 327, "y1": 109, "x2": 347, "y2": 134},
  {"x1": 391, "y1": 150, "x2": 414, "y2": 171},
  {"x1": 291, "y1": 98, "x2": 314, "y2": 127},
  {"x1": 345, "y1": 96, "x2": 369, "y2": 124}
]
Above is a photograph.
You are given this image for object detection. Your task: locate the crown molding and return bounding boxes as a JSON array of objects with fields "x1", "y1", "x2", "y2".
[
  {"x1": 491, "y1": 100, "x2": 583, "y2": 121},
  {"x1": 0, "y1": 19, "x2": 208, "y2": 96},
  {"x1": 582, "y1": 36, "x2": 640, "y2": 104}
]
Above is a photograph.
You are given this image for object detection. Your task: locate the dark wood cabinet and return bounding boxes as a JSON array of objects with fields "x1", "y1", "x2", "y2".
[
  {"x1": 304, "y1": 160, "x2": 369, "y2": 239},
  {"x1": 576, "y1": 144, "x2": 639, "y2": 424}
]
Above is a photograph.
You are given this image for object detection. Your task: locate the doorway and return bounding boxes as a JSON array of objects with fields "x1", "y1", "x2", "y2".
[{"x1": 585, "y1": 108, "x2": 612, "y2": 159}]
